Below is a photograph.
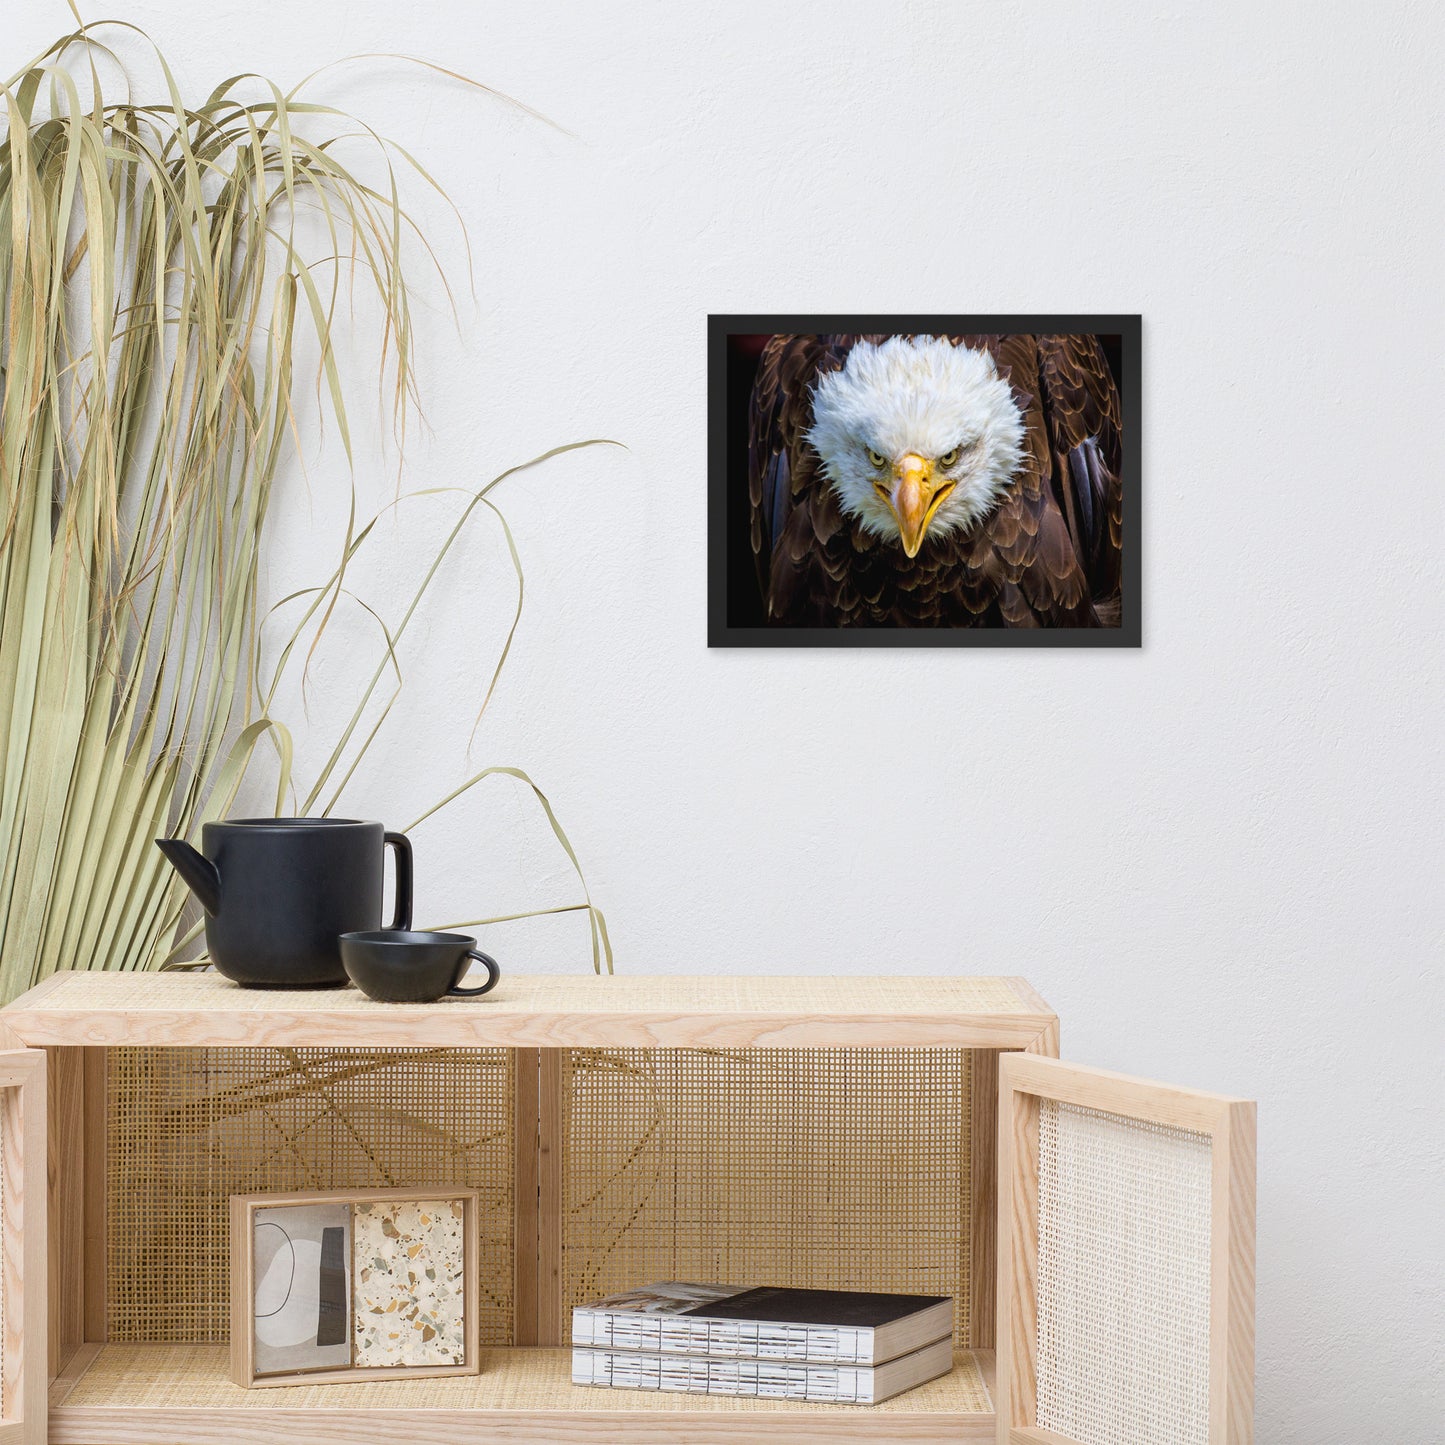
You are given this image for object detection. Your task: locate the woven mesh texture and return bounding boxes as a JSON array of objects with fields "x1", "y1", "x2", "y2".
[
  {"x1": 59, "y1": 1345, "x2": 992, "y2": 1413},
  {"x1": 561, "y1": 1048, "x2": 973, "y2": 1345},
  {"x1": 106, "y1": 1047, "x2": 513, "y2": 1344},
  {"x1": 1036, "y1": 1100, "x2": 1212, "y2": 1445}
]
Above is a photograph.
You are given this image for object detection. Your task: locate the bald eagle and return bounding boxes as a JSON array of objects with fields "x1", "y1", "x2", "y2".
[{"x1": 747, "y1": 333, "x2": 1123, "y2": 627}]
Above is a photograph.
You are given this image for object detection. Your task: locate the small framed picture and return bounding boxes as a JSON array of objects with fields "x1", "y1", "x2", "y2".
[
  {"x1": 708, "y1": 315, "x2": 1141, "y2": 646},
  {"x1": 230, "y1": 1187, "x2": 480, "y2": 1387}
]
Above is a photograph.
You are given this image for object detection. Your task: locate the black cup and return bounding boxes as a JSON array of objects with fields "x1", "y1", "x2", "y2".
[{"x1": 338, "y1": 930, "x2": 501, "y2": 1003}]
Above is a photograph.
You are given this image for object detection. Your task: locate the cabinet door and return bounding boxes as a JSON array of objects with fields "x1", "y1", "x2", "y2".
[
  {"x1": 0, "y1": 1050, "x2": 45, "y2": 1445},
  {"x1": 997, "y1": 1054, "x2": 1254, "y2": 1445}
]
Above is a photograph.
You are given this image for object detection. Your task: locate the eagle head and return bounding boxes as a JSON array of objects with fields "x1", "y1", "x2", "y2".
[{"x1": 805, "y1": 335, "x2": 1026, "y2": 558}]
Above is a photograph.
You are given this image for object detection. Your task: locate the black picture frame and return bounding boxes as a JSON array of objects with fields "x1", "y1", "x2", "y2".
[{"x1": 707, "y1": 314, "x2": 1142, "y2": 648}]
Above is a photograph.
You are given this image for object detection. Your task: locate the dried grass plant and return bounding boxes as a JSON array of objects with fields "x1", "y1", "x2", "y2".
[{"x1": 0, "y1": 14, "x2": 611, "y2": 1002}]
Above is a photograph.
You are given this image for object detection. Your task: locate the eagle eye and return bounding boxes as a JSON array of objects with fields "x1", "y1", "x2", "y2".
[
  {"x1": 866, "y1": 448, "x2": 888, "y2": 469},
  {"x1": 939, "y1": 447, "x2": 961, "y2": 468}
]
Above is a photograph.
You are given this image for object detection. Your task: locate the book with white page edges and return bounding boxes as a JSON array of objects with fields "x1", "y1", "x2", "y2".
[
  {"x1": 571, "y1": 1335, "x2": 954, "y2": 1404},
  {"x1": 570, "y1": 1282, "x2": 954, "y2": 1366}
]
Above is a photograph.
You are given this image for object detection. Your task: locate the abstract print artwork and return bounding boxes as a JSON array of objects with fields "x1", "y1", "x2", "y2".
[
  {"x1": 234, "y1": 1188, "x2": 478, "y2": 1385},
  {"x1": 708, "y1": 315, "x2": 1140, "y2": 646},
  {"x1": 251, "y1": 1201, "x2": 353, "y2": 1376}
]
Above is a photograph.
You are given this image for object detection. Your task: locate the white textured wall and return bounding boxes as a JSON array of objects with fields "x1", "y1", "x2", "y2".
[{"x1": 13, "y1": 1, "x2": 1444, "y2": 1437}]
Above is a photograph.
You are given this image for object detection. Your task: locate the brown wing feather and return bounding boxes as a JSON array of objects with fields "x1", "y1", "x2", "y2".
[
  {"x1": 746, "y1": 336, "x2": 791, "y2": 604},
  {"x1": 1034, "y1": 333, "x2": 1124, "y2": 612},
  {"x1": 747, "y1": 334, "x2": 854, "y2": 623}
]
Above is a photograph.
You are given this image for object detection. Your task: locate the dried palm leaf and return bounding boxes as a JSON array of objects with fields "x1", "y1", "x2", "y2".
[{"x1": 0, "y1": 19, "x2": 611, "y2": 1001}]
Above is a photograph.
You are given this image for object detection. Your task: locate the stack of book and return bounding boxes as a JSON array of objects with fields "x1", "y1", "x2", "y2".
[{"x1": 571, "y1": 1282, "x2": 954, "y2": 1405}]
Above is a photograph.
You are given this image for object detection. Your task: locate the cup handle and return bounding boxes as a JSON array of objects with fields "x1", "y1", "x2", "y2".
[
  {"x1": 449, "y1": 950, "x2": 500, "y2": 997},
  {"x1": 384, "y1": 831, "x2": 413, "y2": 931}
]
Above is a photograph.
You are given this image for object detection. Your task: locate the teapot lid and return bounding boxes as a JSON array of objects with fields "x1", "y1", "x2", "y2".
[{"x1": 210, "y1": 817, "x2": 380, "y2": 829}]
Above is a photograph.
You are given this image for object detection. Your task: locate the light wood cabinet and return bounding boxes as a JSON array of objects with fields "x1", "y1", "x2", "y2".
[{"x1": 0, "y1": 971, "x2": 1251, "y2": 1444}]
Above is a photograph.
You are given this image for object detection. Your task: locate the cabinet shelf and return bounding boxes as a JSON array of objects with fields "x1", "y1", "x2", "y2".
[
  {"x1": 49, "y1": 1344, "x2": 997, "y2": 1444},
  {"x1": 3, "y1": 970, "x2": 1056, "y2": 1049}
]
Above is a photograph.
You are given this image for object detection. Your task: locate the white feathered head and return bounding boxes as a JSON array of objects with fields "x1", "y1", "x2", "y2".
[{"x1": 806, "y1": 336, "x2": 1026, "y2": 557}]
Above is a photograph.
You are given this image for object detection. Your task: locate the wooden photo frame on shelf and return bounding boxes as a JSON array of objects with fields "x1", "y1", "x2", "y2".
[
  {"x1": 996, "y1": 1054, "x2": 1255, "y2": 1445},
  {"x1": 230, "y1": 1186, "x2": 481, "y2": 1388}
]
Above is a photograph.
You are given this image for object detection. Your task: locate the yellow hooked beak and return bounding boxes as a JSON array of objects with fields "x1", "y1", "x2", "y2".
[{"x1": 889, "y1": 453, "x2": 951, "y2": 558}]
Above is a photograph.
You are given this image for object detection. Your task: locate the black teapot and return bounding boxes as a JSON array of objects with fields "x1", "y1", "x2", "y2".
[{"x1": 156, "y1": 818, "x2": 412, "y2": 988}]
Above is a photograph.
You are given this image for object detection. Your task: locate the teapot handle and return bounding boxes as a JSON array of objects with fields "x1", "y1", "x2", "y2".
[{"x1": 384, "y1": 831, "x2": 413, "y2": 931}]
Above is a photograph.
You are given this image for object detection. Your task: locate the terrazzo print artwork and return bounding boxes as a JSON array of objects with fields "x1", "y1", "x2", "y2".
[{"x1": 352, "y1": 1198, "x2": 468, "y2": 1367}]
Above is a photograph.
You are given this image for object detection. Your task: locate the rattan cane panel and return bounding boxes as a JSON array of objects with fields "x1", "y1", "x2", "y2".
[
  {"x1": 561, "y1": 1048, "x2": 973, "y2": 1345},
  {"x1": 60, "y1": 1344, "x2": 993, "y2": 1413},
  {"x1": 106, "y1": 1048, "x2": 513, "y2": 1344},
  {"x1": 1036, "y1": 1100, "x2": 1212, "y2": 1445}
]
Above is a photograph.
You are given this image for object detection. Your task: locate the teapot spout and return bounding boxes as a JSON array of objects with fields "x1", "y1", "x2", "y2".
[{"x1": 155, "y1": 838, "x2": 221, "y2": 915}]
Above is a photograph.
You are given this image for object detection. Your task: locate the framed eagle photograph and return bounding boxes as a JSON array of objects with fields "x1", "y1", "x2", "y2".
[{"x1": 707, "y1": 315, "x2": 1141, "y2": 646}]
